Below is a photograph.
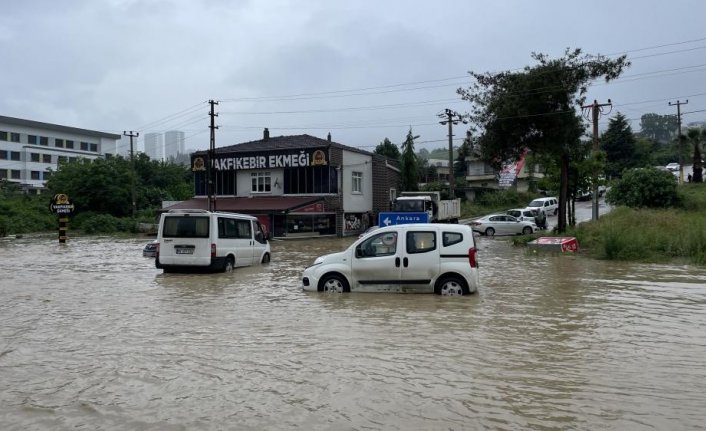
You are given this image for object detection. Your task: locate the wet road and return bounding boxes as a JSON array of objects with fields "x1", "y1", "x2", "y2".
[{"x1": 1, "y1": 234, "x2": 705, "y2": 430}]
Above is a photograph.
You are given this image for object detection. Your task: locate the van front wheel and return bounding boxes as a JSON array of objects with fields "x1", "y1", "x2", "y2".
[
  {"x1": 261, "y1": 253, "x2": 271, "y2": 264},
  {"x1": 319, "y1": 274, "x2": 350, "y2": 293}
]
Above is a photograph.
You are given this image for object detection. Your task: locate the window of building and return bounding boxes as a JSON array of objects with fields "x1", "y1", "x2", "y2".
[
  {"x1": 390, "y1": 188, "x2": 397, "y2": 203},
  {"x1": 80, "y1": 141, "x2": 89, "y2": 151},
  {"x1": 31, "y1": 153, "x2": 40, "y2": 162},
  {"x1": 66, "y1": 140, "x2": 74, "y2": 149},
  {"x1": 28, "y1": 135, "x2": 37, "y2": 145},
  {"x1": 43, "y1": 154, "x2": 52, "y2": 163},
  {"x1": 44, "y1": 171, "x2": 52, "y2": 180},
  {"x1": 10, "y1": 151, "x2": 20, "y2": 161},
  {"x1": 10, "y1": 133, "x2": 20, "y2": 143},
  {"x1": 57, "y1": 156, "x2": 68, "y2": 163},
  {"x1": 10, "y1": 170, "x2": 21, "y2": 180},
  {"x1": 283, "y1": 166, "x2": 338, "y2": 194},
  {"x1": 31, "y1": 171, "x2": 41, "y2": 180},
  {"x1": 0, "y1": 131, "x2": 7, "y2": 141},
  {"x1": 90, "y1": 143, "x2": 98, "y2": 152},
  {"x1": 40, "y1": 136, "x2": 48, "y2": 146},
  {"x1": 251, "y1": 172, "x2": 272, "y2": 193},
  {"x1": 55, "y1": 138, "x2": 64, "y2": 148},
  {"x1": 0, "y1": 170, "x2": 6, "y2": 179},
  {"x1": 69, "y1": 157, "x2": 78, "y2": 163},
  {"x1": 0, "y1": 150, "x2": 7, "y2": 160},
  {"x1": 352, "y1": 171, "x2": 363, "y2": 193}
]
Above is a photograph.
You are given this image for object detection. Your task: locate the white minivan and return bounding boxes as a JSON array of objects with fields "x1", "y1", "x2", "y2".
[
  {"x1": 301, "y1": 224, "x2": 479, "y2": 295},
  {"x1": 155, "y1": 210, "x2": 270, "y2": 272},
  {"x1": 527, "y1": 197, "x2": 558, "y2": 216}
]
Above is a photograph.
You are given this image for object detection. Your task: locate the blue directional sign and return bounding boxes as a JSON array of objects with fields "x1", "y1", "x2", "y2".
[{"x1": 378, "y1": 212, "x2": 429, "y2": 227}]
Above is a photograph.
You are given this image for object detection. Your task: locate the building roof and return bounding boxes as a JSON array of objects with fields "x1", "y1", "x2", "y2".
[
  {"x1": 163, "y1": 196, "x2": 324, "y2": 212},
  {"x1": 0, "y1": 115, "x2": 121, "y2": 140},
  {"x1": 193, "y1": 132, "x2": 372, "y2": 157}
]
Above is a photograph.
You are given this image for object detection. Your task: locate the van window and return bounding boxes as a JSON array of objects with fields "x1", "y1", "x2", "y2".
[
  {"x1": 406, "y1": 231, "x2": 436, "y2": 254},
  {"x1": 442, "y1": 232, "x2": 463, "y2": 247},
  {"x1": 358, "y1": 232, "x2": 398, "y2": 258},
  {"x1": 218, "y1": 218, "x2": 252, "y2": 239},
  {"x1": 163, "y1": 216, "x2": 209, "y2": 238}
]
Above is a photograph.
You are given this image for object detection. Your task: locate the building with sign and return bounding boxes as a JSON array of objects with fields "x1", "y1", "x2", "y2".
[
  {"x1": 0, "y1": 115, "x2": 121, "y2": 193},
  {"x1": 165, "y1": 129, "x2": 401, "y2": 238}
]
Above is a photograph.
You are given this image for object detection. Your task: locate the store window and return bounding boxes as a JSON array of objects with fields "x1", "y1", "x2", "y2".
[
  {"x1": 285, "y1": 214, "x2": 335, "y2": 236},
  {"x1": 251, "y1": 172, "x2": 271, "y2": 193},
  {"x1": 352, "y1": 171, "x2": 362, "y2": 193}
]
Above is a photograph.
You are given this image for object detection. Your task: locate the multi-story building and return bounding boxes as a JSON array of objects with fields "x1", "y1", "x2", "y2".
[
  {"x1": 164, "y1": 130, "x2": 185, "y2": 160},
  {"x1": 143, "y1": 132, "x2": 164, "y2": 161},
  {"x1": 166, "y1": 129, "x2": 401, "y2": 238},
  {"x1": 0, "y1": 115, "x2": 121, "y2": 192}
]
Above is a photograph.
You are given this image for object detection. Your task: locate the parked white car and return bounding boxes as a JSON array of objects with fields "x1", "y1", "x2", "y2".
[
  {"x1": 665, "y1": 162, "x2": 680, "y2": 172},
  {"x1": 470, "y1": 214, "x2": 537, "y2": 236},
  {"x1": 506, "y1": 208, "x2": 537, "y2": 223},
  {"x1": 301, "y1": 224, "x2": 479, "y2": 295}
]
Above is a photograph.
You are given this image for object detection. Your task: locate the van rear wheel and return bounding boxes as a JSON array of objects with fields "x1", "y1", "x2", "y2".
[
  {"x1": 485, "y1": 227, "x2": 495, "y2": 236},
  {"x1": 435, "y1": 276, "x2": 467, "y2": 296},
  {"x1": 223, "y1": 257, "x2": 234, "y2": 272}
]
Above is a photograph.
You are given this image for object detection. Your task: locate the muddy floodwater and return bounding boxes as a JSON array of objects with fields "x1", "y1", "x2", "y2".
[{"x1": 1, "y1": 234, "x2": 706, "y2": 430}]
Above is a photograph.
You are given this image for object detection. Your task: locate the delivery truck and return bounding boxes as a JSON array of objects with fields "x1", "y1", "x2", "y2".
[{"x1": 392, "y1": 191, "x2": 461, "y2": 223}]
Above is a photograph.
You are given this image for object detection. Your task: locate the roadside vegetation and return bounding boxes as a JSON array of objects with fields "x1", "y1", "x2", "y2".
[
  {"x1": 563, "y1": 173, "x2": 706, "y2": 265},
  {"x1": 0, "y1": 155, "x2": 192, "y2": 236}
]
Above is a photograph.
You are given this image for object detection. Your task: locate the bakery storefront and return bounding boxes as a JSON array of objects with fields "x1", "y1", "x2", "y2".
[{"x1": 164, "y1": 131, "x2": 399, "y2": 238}]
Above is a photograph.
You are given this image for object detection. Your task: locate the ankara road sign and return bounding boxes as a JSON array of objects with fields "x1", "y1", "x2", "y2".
[{"x1": 378, "y1": 212, "x2": 429, "y2": 227}]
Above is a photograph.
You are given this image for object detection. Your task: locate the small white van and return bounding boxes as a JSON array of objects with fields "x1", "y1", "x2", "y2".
[
  {"x1": 301, "y1": 223, "x2": 479, "y2": 295},
  {"x1": 527, "y1": 197, "x2": 558, "y2": 216},
  {"x1": 155, "y1": 210, "x2": 270, "y2": 273}
]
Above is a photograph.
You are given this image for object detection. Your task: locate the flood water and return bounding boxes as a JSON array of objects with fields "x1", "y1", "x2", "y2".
[{"x1": 1, "y1": 234, "x2": 705, "y2": 430}]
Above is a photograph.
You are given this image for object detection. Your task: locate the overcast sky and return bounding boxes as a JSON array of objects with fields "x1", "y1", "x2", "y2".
[{"x1": 2, "y1": 0, "x2": 705, "y2": 155}]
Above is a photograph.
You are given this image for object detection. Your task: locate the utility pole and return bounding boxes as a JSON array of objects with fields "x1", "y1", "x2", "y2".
[
  {"x1": 669, "y1": 99, "x2": 688, "y2": 184},
  {"x1": 123, "y1": 130, "x2": 139, "y2": 218},
  {"x1": 208, "y1": 100, "x2": 219, "y2": 211},
  {"x1": 438, "y1": 109, "x2": 467, "y2": 198},
  {"x1": 581, "y1": 99, "x2": 612, "y2": 221}
]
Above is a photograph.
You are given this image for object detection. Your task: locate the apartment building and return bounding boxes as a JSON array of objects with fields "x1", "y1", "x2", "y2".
[{"x1": 0, "y1": 115, "x2": 120, "y2": 192}]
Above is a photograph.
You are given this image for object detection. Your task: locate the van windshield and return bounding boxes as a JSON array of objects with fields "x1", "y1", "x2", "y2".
[
  {"x1": 528, "y1": 200, "x2": 543, "y2": 208},
  {"x1": 163, "y1": 216, "x2": 210, "y2": 238}
]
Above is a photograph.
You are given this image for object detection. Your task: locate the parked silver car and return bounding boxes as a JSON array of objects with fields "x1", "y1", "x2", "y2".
[{"x1": 470, "y1": 214, "x2": 537, "y2": 236}]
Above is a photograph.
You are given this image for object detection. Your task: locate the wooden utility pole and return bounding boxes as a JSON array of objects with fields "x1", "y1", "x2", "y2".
[
  {"x1": 123, "y1": 130, "x2": 139, "y2": 218},
  {"x1": 438, "y1": 109, "x2": 466, "y2": 198},
  {"x1": 208, "y1": 100, "x2": 219, "y2": 211},
  {"x1": 581, "y1": 99, "x2": 612, "y2": 221},
  {"x1": 669, "y1": 99, "x2": 688, "y2": 184}
]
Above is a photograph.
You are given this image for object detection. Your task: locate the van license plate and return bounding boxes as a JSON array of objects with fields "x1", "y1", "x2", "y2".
[{"x1": 176, "y1": 248, "x2": 194, "y2": 254}]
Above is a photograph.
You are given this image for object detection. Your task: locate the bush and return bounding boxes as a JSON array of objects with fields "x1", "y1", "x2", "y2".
[{"x1": 606, "y1": 167, "x2": 679, "y2": 208}]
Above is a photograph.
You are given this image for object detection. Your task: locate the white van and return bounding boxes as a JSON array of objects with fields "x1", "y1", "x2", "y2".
[
  {"x1": 527, "y1": 197, "x2": 558, "y2": 216},
  {"x1": 155, "y1": 210, "x2": 270, "y2": 272},
  {"x1": 301, "y1": 224, "x2": 479, "y2": 295}
]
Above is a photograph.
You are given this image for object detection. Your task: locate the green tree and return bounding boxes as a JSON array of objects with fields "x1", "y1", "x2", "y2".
[
  {"x1": 639, "y1": 113, "x2": 678, "y2": 143},
  {"x1": 459, "y1": 48, "x2": 629, "y2": 232},
  {"x1": 606, "y1": 167, "x2": 678, "y2": 208},
  {"x1": 686, "y1": 128, "x2": 704, "y2": 183},
  {"x1": 601, "y1": 112, "x2": 636, "y2": 178},
  {"x1": 400, "y1": 128, "x2": 419, "y2": 191},
  {"x1": 46, "y1": 155, "x2": 192, "y2": 218},
  {"x1": 454, "y1": 131, "x2": 472, "y2": 179},
  {"x1": 373, "y1": 138, "x2": 401, "y2": 160}
]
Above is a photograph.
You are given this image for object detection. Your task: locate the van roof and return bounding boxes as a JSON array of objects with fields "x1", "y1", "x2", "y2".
[{"x1": 165, "y1": 209, "x2": 257, "y2": 219}]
